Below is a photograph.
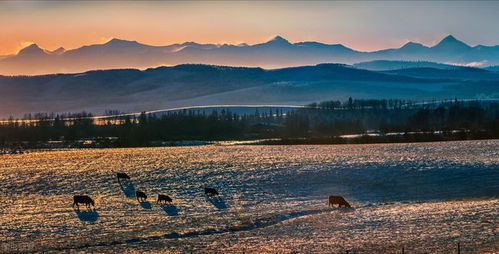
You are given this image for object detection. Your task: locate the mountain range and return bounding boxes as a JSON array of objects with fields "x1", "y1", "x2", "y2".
[
  {"x1": 1, "y1": 63, "x2": 498, "y2": 118},
  {"x1": 1, "y1": 35, "x2": 499, "y2": 75}
]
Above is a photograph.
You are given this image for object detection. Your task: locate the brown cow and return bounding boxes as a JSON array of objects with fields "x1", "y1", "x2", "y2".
[
  {"x1": 157, "y1": 194, "x2": 173, "y2": 204},
  {"x1": 328, "y1": 195, "x2": 351, "y2": 208},
  {"x1": 117, "y1": 173, "x2": 130, "y2": 181},
  {"x1": 73, "y1": 195, "x2": 95, "y2": 209},
  {"x1": 136, "y1": 191, "x2": 147, "y2": 202},
  {"x1": 204, "y1": 188, "x2": 219, "y2": 196}
]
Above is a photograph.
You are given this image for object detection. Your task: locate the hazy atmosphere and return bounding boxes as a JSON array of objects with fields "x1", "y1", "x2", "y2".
[
  {"x1": 1, "y1": 1, "x2": 498, "y2": 253},
  {"x1": 1, "y1": 1, "x2": 498, "y2": 55}
]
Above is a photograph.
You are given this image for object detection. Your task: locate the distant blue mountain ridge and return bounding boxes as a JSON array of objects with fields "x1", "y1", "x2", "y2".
[{"x1": 1, "y1": 35, "x2": 498, "y2": 75}]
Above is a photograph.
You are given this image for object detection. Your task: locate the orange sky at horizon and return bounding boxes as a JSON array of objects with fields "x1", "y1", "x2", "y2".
[{"x1": 1, "y1": 1, "x2": 498, "y2": 55}]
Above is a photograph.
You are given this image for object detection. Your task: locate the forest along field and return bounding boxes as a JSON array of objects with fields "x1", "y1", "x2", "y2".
[{"x1": 0, "y1": 140, "x2": 497, "y2": 253}]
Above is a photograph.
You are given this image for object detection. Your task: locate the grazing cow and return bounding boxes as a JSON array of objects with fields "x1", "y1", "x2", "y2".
[
  {"x1": 73, "y1": 195, "x2": 95, "y2": 209},
  {"x1": 136, "y1": 191, "x2": 147, "y2": 202},
  {"x1": 328, "y1": 195, "x2": 352, "y2": 208},
  {"x1": 204, "y1": 188, "x2": 219, "y2": 196},
  {"x1": 117, "y1": 173, "x2": 130, "y2": 181},
  {"x1": 157, "y1": 194, "x2": 173, "y2": 204}
]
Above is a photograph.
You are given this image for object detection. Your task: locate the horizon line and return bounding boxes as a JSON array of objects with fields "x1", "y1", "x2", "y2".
[{"x1": 7, "y1": 34, "x2": 483, "y2": 57}]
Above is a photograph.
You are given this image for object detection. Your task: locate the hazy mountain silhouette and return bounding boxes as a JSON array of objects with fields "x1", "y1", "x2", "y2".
[
  {"x1": 1, "y1": 35, "x2": 499, "y2": 75},
  {"x1": 17, "y1": 44, "x2": 48, "y2": 56},
  {"x1": 353, "y1": 60, "x2": 457, "y2": 71},
  {"x1": 432, "y1": 35, "x2": 471, "y2": 52},
  {"x1": 50, "y1": 47, "x2": 66, "y2": 55},
  {"x1": 0, "y1": 63, "x2": 498, "y2": 118},
  {"x1": 383, "y1": 67, "x2": 499, "y2": 81}
]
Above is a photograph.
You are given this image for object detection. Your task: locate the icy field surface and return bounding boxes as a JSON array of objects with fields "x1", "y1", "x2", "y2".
[{"x1": 0, "y1": 140, "x2": 497, "y2": 253}]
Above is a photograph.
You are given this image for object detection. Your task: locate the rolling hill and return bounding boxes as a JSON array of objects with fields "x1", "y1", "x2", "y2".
[{"x1": 1, "y1": 63, "x2": 498, "y2": 118}]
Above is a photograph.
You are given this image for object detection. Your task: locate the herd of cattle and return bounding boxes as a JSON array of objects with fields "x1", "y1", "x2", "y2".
[
  {"x1": 72, "y1": 173, "x2": 351, "y2": 209},
  {"x1": 72, "y1": 173, "x2": 222, "y2": 209}
]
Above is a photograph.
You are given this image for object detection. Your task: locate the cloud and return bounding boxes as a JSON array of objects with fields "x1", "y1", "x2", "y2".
[
  {"x1": 444, "y1": 61, "x2": 488, "y2": 67},
  {"x1": 465, "y1": 61, "x2": 487, "y2": 67}
]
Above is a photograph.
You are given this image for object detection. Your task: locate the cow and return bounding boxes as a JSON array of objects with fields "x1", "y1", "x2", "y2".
[
  {"x1": 73, "y1": 195, "x2": 95, "y2": 209},
  {"x1": 328, "y1": 195, "x2": 352, "y2": 208},
  {"x1": 117, "y1": 173, "x2": 131, "y2": 181},
  {"x1": 204, "y1": 188, "x2": 219, "y2": 196},
  {"x1": 136, "y1": 191, "x2": 147, "y2": 202},
  {"x1": 157, "y1": 194, "x2": 173, "y2": 204}
]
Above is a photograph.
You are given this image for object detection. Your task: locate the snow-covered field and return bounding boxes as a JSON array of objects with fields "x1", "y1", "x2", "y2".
[{"x1": 0, "y1": 140, "x2": 497, "y2": 253}]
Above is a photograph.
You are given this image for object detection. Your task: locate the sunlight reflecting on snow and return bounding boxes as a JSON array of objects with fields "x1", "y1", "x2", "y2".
[{"x1": 0, "y1": 140, "x2": 497, "y2": 252}]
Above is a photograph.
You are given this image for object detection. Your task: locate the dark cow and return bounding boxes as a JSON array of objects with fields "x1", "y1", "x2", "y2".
[
  {"x1": 117, "y1": 173, "x2": 130, "y2": 181},
  {"x1": 204, "y1": 188, "x2": 219, "y2": 196},
  {"x1": 328, "y1": 195, "x2": 351, "y2": 208},
  {"x1": 136, "y1": 191, "x2": 147, "y2": 202},
  {"x1": 157, "y1": 194, "x2": 173, "y2": 204},
  {"x1": 73, "y1": 195, "x2": 95, "y2": 209}
]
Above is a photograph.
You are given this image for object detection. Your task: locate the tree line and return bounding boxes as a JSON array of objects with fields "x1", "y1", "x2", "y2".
[{"x1": 0, "y1": 98, "x2": 498, "y2": 148}]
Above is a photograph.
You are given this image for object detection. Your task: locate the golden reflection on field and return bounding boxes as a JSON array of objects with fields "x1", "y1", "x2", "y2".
[{"x1": 0, "y1": 140, "x2": 497, "y2": 252}]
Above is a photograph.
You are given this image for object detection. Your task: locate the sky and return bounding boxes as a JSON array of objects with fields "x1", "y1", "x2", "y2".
[{"x1": 1, "y1": 0, "x2": 498, "y2": 55}]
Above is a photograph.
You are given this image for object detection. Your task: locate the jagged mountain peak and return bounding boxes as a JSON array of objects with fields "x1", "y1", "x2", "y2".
[
  {"x1": 51, "y1": 47, "x2": 66, "y2": 55},
  {"x1": 441, "y1": 35, "x2": 459, "y2": 43},
  {"x1": 17, "y1": 43, "x2": 47, "y2": 56},
  {"x1": 400, "y1": 41, "x2": 426, "y2": 50},
  {"x1": 433, "y1": 34, "x2": 470, "y2": 49},
  {"x1": 266, "y1": 35, "x2": 291, "y2": 44},
  {"x1": 104, "y1": 38, "x2": 143, "y2": 47}
]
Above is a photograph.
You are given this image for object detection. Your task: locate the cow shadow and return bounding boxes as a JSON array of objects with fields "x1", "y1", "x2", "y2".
[
  {"x1": 342, "y1": 207, "x2": 355, "y2": 212},
  {"x1": 74, "y1": 208, "x2": 99, "y2": 222},
  {"x1": 334, "y1": 207, "x2": 356, "y2": 213},
  {"x1": 139, "y1": 201, "x2": 152, "y2": 210},
  {"x1": 119, "y1": 180, "x2": 136, "y2": 198},
  {"x1": 161, "y1": 204, "x2": 179, "y2": 216},
  {"x1": 206, "y1": 196, "x2": 228, "y2": 210}
]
